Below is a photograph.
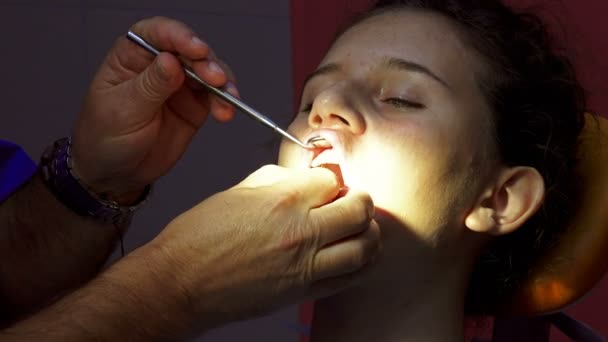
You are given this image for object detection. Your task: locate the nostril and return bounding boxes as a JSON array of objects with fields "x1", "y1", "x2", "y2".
[
  {"x1": 309, "y1": 114, "x2": 323, "y2": 126},
  {"x1": 330, "y1": 114, "x2": 349, "y2": 126}
]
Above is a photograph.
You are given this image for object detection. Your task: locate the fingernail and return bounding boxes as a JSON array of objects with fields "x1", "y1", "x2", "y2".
[
  {"x1": 225, "y1": 82, "x2": 240, "y2": 97},
  {"x1": 338, "y1": 187, "x2": 350, "y2": 198},
  {"x1": 208, "y1": 61, "x2": 224, "y2": 76},
  {"x1": 155, "y1": 58, "x2": 170, "y2": 81},
  {"x1": 191, "y1": 36, "x2": 206, "y2": 47}
]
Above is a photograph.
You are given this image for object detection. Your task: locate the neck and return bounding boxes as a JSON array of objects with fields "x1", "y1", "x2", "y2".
[{"x1": 311, "y1": 246, "x2": 469, "y2": 341}]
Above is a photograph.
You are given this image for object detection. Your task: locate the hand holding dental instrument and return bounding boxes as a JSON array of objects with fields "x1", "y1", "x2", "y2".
[{"x1": 126, "y1": 30, "x2": 312, "y2": 149}]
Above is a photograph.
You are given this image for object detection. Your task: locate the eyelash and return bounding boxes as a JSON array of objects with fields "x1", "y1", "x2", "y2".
[
  {"x1": 382, "y1": 97, "x2": 425, "y2": 110},
  {"x1": 298, "y1": 97, "x2": 424, "y2": 113}
]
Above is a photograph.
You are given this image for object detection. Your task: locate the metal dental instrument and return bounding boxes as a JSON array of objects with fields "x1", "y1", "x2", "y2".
[
  {"x1": 126, "y1": 31, "x2": 312, "y2": 149},
  {"x1": 307, "y1": 136, "x2": 327, "y2": 146}
]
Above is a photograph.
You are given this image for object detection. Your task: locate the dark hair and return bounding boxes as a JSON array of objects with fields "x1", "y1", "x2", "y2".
[{"x1": 349, "y1": 0, "x2": 587, "y2": 313}]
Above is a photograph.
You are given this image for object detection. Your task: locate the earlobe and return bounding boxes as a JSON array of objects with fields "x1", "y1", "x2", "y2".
[
  {"x1": 465, "y1": 166, "x2": 545, "y2": 236},
  {"x1": 465, "y1": 191, "x2": 496, "y2": 233}
]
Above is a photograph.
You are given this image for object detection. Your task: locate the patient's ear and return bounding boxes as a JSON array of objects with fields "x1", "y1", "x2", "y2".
[{"x1": 465, "y1": 166, "x2": 545, "y2": 236}]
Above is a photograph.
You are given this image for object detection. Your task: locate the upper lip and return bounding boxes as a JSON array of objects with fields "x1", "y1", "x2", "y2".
[{"x1": 304, "y1": 129, "x2": 345, "y2": 167}]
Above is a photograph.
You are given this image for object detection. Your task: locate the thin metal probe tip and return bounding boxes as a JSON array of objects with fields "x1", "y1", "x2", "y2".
[
  {"x1": 275, "y1": 127, "x2": 314, "y2": 149},
  {"x1": 125, "y1": 30, "x2": 312, "y2": 150}
]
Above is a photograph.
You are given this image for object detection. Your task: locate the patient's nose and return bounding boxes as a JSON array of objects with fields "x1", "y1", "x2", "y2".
[{"x1": 307, "y1": 88, "x2": 365, "y2": 134}]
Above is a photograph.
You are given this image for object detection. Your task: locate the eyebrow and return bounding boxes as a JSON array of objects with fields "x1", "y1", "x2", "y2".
[
  {"x1": 302, "y1": 57, "x2": 451, "y2": 91},
  {"x1": 383, "y1": 57, "x2": 450, "y2": 90}
]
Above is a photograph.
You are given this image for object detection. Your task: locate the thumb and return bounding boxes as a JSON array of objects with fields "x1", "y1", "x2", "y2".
[
  {"x1": 232, "y1": 164, "x2": 291, "y2": 189},
  {"x1": 130, "y1": 52, "x2": 184, "y2": 112}
]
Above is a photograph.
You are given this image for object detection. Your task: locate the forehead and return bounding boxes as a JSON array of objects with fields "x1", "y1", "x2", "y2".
[{"x1": 323, "y1": 10, "x2": 482, "y2": 90}]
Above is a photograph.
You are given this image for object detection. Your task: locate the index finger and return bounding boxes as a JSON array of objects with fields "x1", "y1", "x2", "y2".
[
  {"x1": 311, "y1": 190, "x2": 375, "y2": 246},
  {"x1": 130, "y1": 17, "x2": 210, "y2": 61},
  {"x1": 233, "y1": 164, "x2": 291, "y2": 189}
]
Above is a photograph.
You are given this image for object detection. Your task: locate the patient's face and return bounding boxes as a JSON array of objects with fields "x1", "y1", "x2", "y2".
[{"x1": 279, "y1": 10, "x2": 496, "y2": 240}]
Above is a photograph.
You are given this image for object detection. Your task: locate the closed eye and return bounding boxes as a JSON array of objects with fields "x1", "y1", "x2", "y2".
[{"x1": 383, "y1": 97, "x2": 425, "y2": 110}]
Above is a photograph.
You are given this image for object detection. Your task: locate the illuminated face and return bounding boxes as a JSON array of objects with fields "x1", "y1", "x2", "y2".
[{"x1": 279, "y1": 10, "x2": 496, "y2": 240}]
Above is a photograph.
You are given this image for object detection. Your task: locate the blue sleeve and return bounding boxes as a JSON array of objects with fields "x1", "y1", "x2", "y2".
[{"x1": 0, "y1": 140, "x2": 37, "y2": 202}]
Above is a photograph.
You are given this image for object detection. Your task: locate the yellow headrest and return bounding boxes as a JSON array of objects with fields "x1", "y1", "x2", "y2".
[{"x1": 503, "y1": 113, "x2": 608, "y2": 315}]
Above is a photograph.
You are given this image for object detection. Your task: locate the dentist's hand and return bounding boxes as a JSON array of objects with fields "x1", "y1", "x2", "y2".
[
  {"x1": 147, "y1": 165, "x2": 381, "y2": 327},
  {"x1": 70, "y1": 17, "x2": 239, "y2": 203}
]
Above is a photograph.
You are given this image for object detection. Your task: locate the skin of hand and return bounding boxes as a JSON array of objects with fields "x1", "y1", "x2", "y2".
[
  {"x1": 70, "y1": 16, "x2": 240, "y2": 203},
  {"x1": 147, "y1": 165, "x2": 382, "y2": 327}
]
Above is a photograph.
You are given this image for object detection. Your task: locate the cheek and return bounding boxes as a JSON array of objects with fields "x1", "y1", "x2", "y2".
[
  {"x1": 277, "y1": 139, "x2": 292, "y2": 167},
  {"x1": 347, "y1": 121, "x2": 475, "y2": 235},
  {"x1": 278, "y1": 116, "x2": 309, "y2": 168},
  {"x1": 344, "y1": 123, "x2": 428, "y2": 207}
]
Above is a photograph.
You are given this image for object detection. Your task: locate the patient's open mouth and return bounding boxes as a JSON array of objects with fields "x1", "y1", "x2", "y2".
[
  {"x1": 308, "y1": 136, "x2": 341, "y2": 167},
  {"x1": 307, "y1": 135, "x2": 345, "y2": 187}
]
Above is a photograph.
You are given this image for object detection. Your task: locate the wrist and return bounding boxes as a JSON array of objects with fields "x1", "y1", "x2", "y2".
[
  {"x1": 144, "y1": 237, "x2": 229, "y2": 331},
  {"x1": 40, "y1": 137, "x2": 150, "y2": 226},
  {"x1": 69, "y1": 163, "x2": 147, "y2": 206},
  {"x1": 127, "y1": 242, "x2": 217, "y2": 337}
]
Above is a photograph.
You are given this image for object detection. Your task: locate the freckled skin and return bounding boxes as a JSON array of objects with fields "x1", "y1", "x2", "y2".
[
  {"x1": 280, "y1": 10, "x2": 494, "y2": 240},
  {"x1": 278, "y1": 10, "x2": 502, "y2": 342}
]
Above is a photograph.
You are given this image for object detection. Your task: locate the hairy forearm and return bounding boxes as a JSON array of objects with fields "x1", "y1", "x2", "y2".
[
  {"x1": 0, "y1": 173, "x2": 121, "y2": 322},
  {"x1": 0, "y1": 244, "x2": 201, "y2": 341}
]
